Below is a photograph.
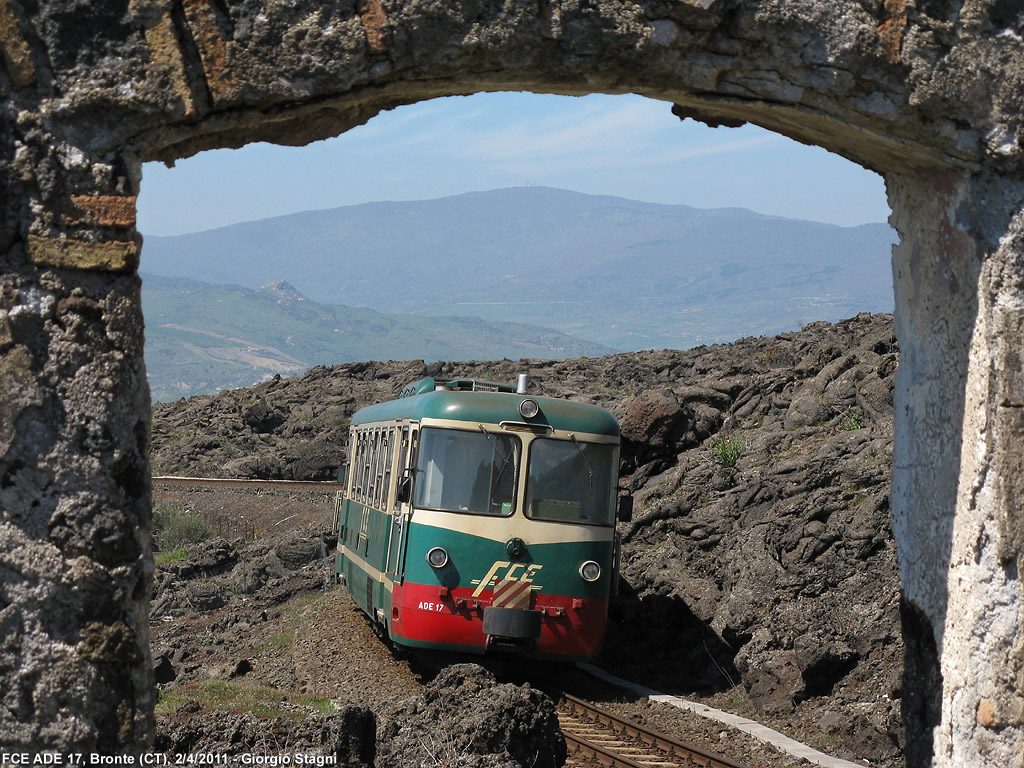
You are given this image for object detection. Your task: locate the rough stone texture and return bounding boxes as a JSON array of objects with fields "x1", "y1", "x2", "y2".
[
  {"x1": 888, "y1": 171, "x2": 1024, "y2": 768},
  {"x1": 0, "y1": 268, "x2": 152, "y2": 751},
  {"x1": 155, "y1": 706, "x2": 376, "y2": 765},
  {"x1": 3, "y1": 0, "x2": 1024, "y2": 764},
  {"x1": 376, "y1": 664, "x2": 566, "y2": 768},
  {"x1": 619, "y1": 387, "x2": 724, "y2": 473}
]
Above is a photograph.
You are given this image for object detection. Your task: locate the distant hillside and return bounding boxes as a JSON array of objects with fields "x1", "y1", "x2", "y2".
[
  {"x1": 142, "y1": 274, "x2": 614, "y2": 401},
  {"x1": 141, "y1": 187, "x2": 896, "y2": 350}
]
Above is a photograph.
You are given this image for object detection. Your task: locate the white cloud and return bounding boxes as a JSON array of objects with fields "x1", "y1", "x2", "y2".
[
  {"x1": 657, "y1": 132, "x2": 785, "y2": 163},
  {"x1": 454, "y1": 98, "x2": 671, "y2": 161}
]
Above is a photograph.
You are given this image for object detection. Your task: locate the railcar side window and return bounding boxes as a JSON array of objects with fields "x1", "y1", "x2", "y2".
[
  {"x1": 383, "y1": 427, "x2": 395, "y2": 506},
  {"x1": 413, "y1": 428, "x2": 519, "y2": 516},
  {"x1": 363, "y1": 432, "x2": 372, "y2": 503},
  {"x1": 353, "y1": 432, "x2": 365, "y2": 501},
  {"x1": 372, "y1": 429, "x2": 384, "y2": 508},
  {"x1": 525, "y1": 439, "x2": 617, "y2": 525},
  {"x1": 393, "y1": 427, "x2": 410, "y2": 513}
]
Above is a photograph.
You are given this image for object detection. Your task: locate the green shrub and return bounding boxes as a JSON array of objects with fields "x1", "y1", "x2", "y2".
[
  {"x1": 840, "y1": 410, "x2": 864, "y2": 430},
  {"x1": 152, "y1": 500, "x2": 214, "y2": 551},
  {"x1": 712, "y1": 435, "x2": 744, "y2": 468},
  {"x1": 154, "y1": 546, "x2": 187, "y2": 565}
]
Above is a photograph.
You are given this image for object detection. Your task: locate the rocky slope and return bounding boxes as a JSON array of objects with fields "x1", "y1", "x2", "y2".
[
  {"x1": 151, "y1": 312, "x2": 902, "y2": 766},
  {"x1": 608, "y1": 315, "x2": 901, "y2": 764}
]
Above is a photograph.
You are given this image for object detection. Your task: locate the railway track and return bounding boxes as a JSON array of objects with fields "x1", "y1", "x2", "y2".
[
  {"x1": 557, "y1": 693, "x2": 752, "y2": 768},
  {"x1": 153, "y1": 475, "x2": 345, "y2": 491}
]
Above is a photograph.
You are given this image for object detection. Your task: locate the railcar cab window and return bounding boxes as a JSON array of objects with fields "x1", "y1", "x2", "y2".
[
  {"x1": 413, "y1": 428, "x2": 519, "y2": 515},
  {"x1": 525, "y1": 438, "x2": 617, "y2": 525}
]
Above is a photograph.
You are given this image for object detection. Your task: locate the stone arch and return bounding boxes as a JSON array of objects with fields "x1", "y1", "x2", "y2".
[{"x1": 2, "y1": 1, "x2": 1024, "y2": 766}]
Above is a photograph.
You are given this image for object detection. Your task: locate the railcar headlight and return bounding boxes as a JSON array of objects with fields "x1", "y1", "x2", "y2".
[
  {"x1": 579, "y1": 561, "x2": 602, "y2": 582},
  {"x1": 426, "y1": 547, "x2": 449, "y2": 568},
  {"x1": 519, "y1": 398, "x2": 540, "y2": 419}
]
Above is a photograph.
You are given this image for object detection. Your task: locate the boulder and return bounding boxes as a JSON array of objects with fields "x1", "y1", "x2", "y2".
[
  {"x1": 230, "y1": 550, "x2": 287, "y2": 594},
  {"x1": 784, "y1": 388, "x2": 830, "y2": 430},
  {"x1": 153, "y1": 654, "x2": 176, "y2": 684},
  {"x1": 376, "y1": 664, "x2": 566, "y2": 768},
  {"x1": 243, "y1": 398, "x2": 286, "y2": 433},
  {"x1": 274, "y1": 531, "x2": 327, "y2": 570},
  {"x1": 183, "y1": 537, "x2": 238, "y2": 575},
  {"x1": 620, "y1": 389, "x2": 723, "y2": 472},
  {"x1": 184, "y1": 581, "x2": 226, "y2": 612}
]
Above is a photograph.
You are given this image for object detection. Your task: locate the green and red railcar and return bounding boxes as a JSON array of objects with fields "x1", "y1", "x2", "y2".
[{"x1": 332, "y1": 376, "x2": 629, "y2": 661}]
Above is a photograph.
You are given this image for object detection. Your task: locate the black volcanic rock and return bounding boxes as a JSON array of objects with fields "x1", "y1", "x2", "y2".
[
  {"x1": 376, "y1": 664, "x2": 564, "y2": 768},
  {"x1": 156, "y1": 706, "x2": 376, "y2": 764},
  {"x1": 242, "y1": 397, "x2": 286, "y2": 433}
]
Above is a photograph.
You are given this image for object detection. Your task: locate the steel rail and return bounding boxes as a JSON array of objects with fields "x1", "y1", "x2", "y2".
[
  {"x1": 153, "y1": 475, "x2": 345, "y2": 491},
  {"x1": 558, "y1": 692, "x2": 753, "y2": 768},
  {"x1": 562, "y1": 729, "x2": 652, "y2": 768}
]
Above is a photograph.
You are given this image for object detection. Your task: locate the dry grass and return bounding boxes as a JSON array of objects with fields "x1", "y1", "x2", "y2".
[{"x1": 156, "y1": 679, "x2": 335, "y2": 719}]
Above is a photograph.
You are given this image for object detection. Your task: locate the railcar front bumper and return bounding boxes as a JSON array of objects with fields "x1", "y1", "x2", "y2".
[
  {"x1": 389, "y1": 581, "x2": 607, "y2": 660},
  {"x1": 482, "y1": 605, "x2": 542, "y2": 651}
]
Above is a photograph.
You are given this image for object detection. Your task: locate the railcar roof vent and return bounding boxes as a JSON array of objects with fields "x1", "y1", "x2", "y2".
[
  {"x1": 398, "y1": 378, "x2": 438, "y2": 398},
  {"x1": 398, "y1": 377, "x2": 521, "y2": 397},
  {"x1": 441, "y1": 379, "x2": 517, "y2": 393}
]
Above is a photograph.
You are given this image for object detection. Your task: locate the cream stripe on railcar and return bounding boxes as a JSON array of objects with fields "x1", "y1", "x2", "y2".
[
  {"x1": 409, "y1": 509, "x2": 612, "y2": 545},
  {"x1": 340, "y1": 541, "x2": 395, "y2": 593}
]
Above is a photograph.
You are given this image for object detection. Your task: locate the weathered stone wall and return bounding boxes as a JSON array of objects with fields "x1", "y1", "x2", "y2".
[
  {"x1": 887, "y1": 169, "x2": 1024, "y2": 768},
  {"x1": 2, "y1": 0, "x2": 1024, "y2": 764}
]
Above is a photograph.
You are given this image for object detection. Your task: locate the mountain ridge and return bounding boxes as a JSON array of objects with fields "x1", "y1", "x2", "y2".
[{"x1": 140, "y1": 186, "x2": 896, "y2": 351}]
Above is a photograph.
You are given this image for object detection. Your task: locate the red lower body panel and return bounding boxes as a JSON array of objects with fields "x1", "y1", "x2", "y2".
[{"x1": 389, "y1": 581, "x2": 608, "y2": 659}]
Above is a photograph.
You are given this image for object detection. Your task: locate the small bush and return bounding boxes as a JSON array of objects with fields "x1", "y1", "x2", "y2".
[
  {"x1": 152, "y1": 500, "x2": 214, "y2": 552},
  {"x1": 712, "y1": 435, "x2": 744, "y2": 467},
  {"x1": 154, "y1": 546, "x2": 187, "y2": 565},
  {"x1": 840, "y1": 410, "x2": 864, "y2": 430}
]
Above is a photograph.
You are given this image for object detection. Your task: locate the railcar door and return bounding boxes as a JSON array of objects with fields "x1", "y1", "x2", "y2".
[{"x1": 385, "y1": 424, "x2": 416, "y2": 582}]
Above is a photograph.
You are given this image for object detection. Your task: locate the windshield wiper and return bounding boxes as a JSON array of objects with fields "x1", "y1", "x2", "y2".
[
  {"x1": 569, "y1": 433, "x2": 594, "y2": 492},
  {"x1": 479, "y1": 424, "x2": 513, "y2": 481}
]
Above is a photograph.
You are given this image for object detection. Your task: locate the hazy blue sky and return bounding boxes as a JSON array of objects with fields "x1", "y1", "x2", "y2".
[{"x1": 137, "y1": 92, "x2": 890, "y2": 237}]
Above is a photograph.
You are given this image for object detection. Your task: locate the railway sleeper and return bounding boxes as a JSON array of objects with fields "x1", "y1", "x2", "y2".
[{"x1": 557, "y1": 694, "x2": 752, "y2": 768}]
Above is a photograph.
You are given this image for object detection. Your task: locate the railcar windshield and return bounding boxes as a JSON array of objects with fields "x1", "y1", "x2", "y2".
[
  {"x1": 413, "y1": 427, "x2": 519, "y2": 516},
  {"x1": 525, "y1": 438, "x2": 617, "y2": 525}
]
